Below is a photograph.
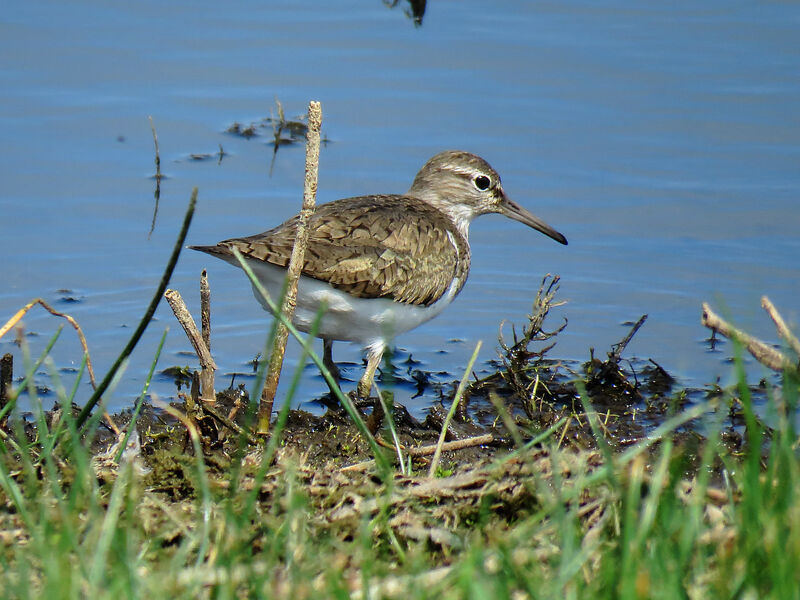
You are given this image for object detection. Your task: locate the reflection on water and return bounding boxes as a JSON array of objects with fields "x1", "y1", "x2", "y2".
[
  {"x1": 147, "y1": 116, "x2": 162, "y2": 239},
  {"x1": 384, "y1": 0, "x2": 427, "y2": 27}
]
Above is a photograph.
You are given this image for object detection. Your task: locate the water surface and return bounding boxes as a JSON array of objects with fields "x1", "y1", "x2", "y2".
[{"x1": 2, "y1": 1, "x2": 798, "y2": 416}]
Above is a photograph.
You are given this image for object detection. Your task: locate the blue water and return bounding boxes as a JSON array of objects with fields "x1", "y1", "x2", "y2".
[{"x1": 2, "y1": 1, "x2": 798, "y2": 416}]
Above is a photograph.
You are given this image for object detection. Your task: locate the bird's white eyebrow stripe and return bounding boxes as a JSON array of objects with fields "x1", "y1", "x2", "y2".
[{"x1": 451, "y1": 165, "x2": 477, "y2": 177}]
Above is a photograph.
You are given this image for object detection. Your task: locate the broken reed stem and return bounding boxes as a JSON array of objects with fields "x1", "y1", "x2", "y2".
[
  {"x1": 200, "y1": 270, "x2": 211, "y2": 352},
  {"x1": 701, "y1": 302, "x2": 795, "y2": 372},
  {"x1": 148, "y1": 115, "x2": 162, "y2": 238},
  {"x1": 149, "y1": 115, "x2": 161, "y2": 176},
  {"x1": 418, "y1": 434, "x2": 493, "y2": 456},
  {"x1": 258, "y1": 100, "x2": 322, "y2": 434},
  {"x1": 344, "y1": 435, "x2": 495, "y2": 473},
  {"x1": 761, "y1": 296, "x2": 800, "y2": 358},
  {"x1": 374, "y1": 433, "x2": 495, "y2": 459},
  {"x1": 610, "y1": 313, "x2": 648, "y2": 363},
  {"x1": 164, "y1": 289, "x2": 217, "y2": 402}
]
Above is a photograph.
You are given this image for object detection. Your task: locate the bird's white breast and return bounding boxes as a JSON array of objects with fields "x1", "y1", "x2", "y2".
[{"x1": 246, "y1": 259, "x2": 461, "y2": 349}]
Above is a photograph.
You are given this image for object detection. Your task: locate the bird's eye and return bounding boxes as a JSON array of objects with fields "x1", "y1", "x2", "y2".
[{"x1": 474, "y1": 175, "x2": 491, "y2": 191}]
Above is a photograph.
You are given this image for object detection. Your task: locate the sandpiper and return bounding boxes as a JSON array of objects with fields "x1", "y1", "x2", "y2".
[{"x1": 191, "y1": 150, "x2": 567, "y2": 398}]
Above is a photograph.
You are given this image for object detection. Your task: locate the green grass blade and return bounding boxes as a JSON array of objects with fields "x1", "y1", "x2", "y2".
[
  {"x1": 76, "y1": 188, "x2": 197, "y2": 429},
  {"x1": 429, "y1": 340, "x2": 482, "y2": 477},
  {"x1": 115, "y1": 328, "x2": 168, "y2": 463}
]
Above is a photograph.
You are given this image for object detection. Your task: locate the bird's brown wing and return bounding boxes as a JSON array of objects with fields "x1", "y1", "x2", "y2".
[{"x1": 210, "y1": 195, "x2": 469, "y2": 307}]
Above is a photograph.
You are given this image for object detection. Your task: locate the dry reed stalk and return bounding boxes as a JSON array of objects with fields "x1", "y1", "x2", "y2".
[
  {"x1": 164, "y1": 289, "x2": 216, "y2": 402},
  {"x1": 701, "y1": 301, "x2": 797, "y2": 372},
  {"x1": 258, "y1": 101, "x2": 322, "y2": 433}
]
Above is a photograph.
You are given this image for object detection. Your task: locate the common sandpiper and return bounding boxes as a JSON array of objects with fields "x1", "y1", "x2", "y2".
[{"x1": 191, "y1": 150, "x2": 567, "y2": 398}]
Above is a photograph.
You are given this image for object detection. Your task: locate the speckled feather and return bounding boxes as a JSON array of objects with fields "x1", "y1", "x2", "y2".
[
  {"x1": 192, "y1": 195, "x2": 471, "y2": 307},
  {"x1": 191, "y1": 150, "x2": 567, "y2": 397}
]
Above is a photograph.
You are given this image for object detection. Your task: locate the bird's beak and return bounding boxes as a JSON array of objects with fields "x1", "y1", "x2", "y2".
[{"x1": 498, "y1": 194, "x2": 568, "y2": 245}]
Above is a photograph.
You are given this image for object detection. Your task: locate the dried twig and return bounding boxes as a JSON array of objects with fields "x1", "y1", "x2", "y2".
[
  {"x1": 701, "y1": 302, "x2": 796, "y2": 372},
  {"x1": 259, "y1": 100, "x2": 322, "y2": 433},
  {"x1": 497, "y1": 274, "x2": 566, "y2": 400},
  {"x1": 0, "y1": 298, "x2": 120, "y2": 433},
  {"x1": 586, "y1": 316, "x2": 647, "y2": 386},
  {"x1": 164, "y1": 289, "x2": 216, "y2": 402},
  {"x1": 148, "y1": 115, "x2": 161, "y2": 238},
  {"x1": 268, "y1": 99, "x2": 286, "y2": 176},
  {"x1": 202, "y1": 403, "x2": 257, "y2": 444},
  {"x1": 0, "y1": 298, "x2": 96, "y2": 387},
  {"x1": 609, "y1": 314, "x2": 647, "y2": 363},
  {"x1": 761, "y1": 296, "x2": 800, "y2": 357},
  {"x1": 499, "y1": 274, "x2": 565, "y2": 369},
  {"x1": 375, "y1": 433, "x2": 495, "y2": 458}
]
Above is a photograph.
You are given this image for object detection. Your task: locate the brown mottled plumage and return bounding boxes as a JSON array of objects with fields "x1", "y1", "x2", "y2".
[
  {"x1": 191, "y1": 150, "x2": 567, "y2": 399},
  {"x1": 198, "y1": 195, "x2": 470, "y2": 307}
]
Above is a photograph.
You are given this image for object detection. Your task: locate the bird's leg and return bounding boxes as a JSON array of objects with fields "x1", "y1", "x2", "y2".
[
  {"x1": 322, "y1": 338, "x2": 341, "y2": 393},
  {"x1": 356, "y1": 343, "x2": 384, "y2": 400}
]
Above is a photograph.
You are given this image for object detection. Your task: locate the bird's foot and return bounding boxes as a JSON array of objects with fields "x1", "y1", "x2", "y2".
[{"x1": 346, "y1": 389, "x2": 373, "y2": 409}]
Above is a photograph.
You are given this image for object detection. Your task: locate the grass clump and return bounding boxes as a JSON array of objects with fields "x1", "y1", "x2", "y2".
[
  {"x1": 1, "y1": 328, "x2": 798, "y2": 598},
  {"x1": 1, "y1": 265, "x2": 798, "y2": 597}
]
